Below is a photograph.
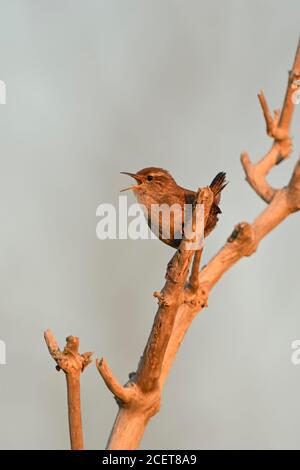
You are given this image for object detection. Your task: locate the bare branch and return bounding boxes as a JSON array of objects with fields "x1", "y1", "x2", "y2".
[
  {"x1": 241, "y1": 39, "x2": 300, "y2": 203},
  {"x1": 100, "y1": 39, "x2": 300, "y2": 450},
  {"x1": 44, "y1": 329, "x2": 92, "y2": 450}
]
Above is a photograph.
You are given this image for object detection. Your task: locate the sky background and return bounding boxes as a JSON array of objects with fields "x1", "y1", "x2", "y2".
[{"x1": 0, "y1": 0, "x2": 299, "y2": 449}]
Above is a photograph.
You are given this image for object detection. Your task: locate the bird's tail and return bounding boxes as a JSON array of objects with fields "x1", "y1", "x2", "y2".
[
  {"x1": 204, "y1": 172, "x2": 228, "y2": 238},
  {"x1": 210, "y1": 171, "x2": 227, "y2": 198}
]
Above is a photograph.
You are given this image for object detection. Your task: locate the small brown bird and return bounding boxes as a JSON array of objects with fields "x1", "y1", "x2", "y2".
[{"x1": 121, "y1": 167, "x2": 227, "y2": 248}]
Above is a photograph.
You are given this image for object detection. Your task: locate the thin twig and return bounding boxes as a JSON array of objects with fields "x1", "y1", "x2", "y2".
[{"x1": 96, "y1": 358, "x2": 133, "y2": 404}]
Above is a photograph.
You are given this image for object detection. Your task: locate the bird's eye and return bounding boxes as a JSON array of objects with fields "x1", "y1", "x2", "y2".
[{"x1": 147, "y1": 175, "x2": 153, "y2": 181}]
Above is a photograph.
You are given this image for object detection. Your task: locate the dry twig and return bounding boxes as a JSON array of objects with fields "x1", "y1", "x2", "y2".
[{"x1": 44, "y1": 329, "x2": 92, "y2": 450}]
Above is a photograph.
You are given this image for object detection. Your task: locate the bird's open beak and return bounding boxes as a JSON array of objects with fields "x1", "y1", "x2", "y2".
[{"x1": 120, "y1": 172, "x2": 143, "y2": 192}]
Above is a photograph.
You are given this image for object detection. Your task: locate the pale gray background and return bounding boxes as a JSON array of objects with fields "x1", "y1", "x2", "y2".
[{"x1": 0, "y1": 0, "x2": 299, "y2": 450}]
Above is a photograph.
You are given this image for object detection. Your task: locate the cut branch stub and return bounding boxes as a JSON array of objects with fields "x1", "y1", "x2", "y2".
[
  {"x1": 227, "y1": 221, "x2": 257, "y2": 257},
  {"x1": 44, "y1": 329, "x2": 93, "y2": 374},
  {"x1": 96, "y1": 358, "x2": 134, "y2": 405},
  {"x1": 257, "y1": 91, "x2": 281, "y2": 139}
]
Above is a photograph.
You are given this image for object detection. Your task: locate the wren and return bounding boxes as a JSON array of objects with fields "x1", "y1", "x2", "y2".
[{"x1": 121, "y1": 167, "x2": 227, "y2": 249}]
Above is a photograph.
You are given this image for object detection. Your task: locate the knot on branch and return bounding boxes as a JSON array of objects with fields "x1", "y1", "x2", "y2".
[
  {"x1": 153, "y1": 291, "x2": 170, "y2": 306},
  {"x1": 153, "y1": 289, "x2": 184, "y2": 308},
  {"x1": 197, "y1": 282, "x2": 209, "y2": 308},
  {"x1": 227, "y1": 222, "x2": 257, "y2": 256},
  {"x1": 184, "y1": 281, "x2": 209, "y2": 309},
  {"x1": 44, "y1": 329, "x2": 93, "y2": 374}
]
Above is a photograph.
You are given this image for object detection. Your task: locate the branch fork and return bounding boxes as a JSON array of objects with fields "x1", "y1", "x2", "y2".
[{"x1": 241, "y1": 39, "x2": 300, "y2": 204}]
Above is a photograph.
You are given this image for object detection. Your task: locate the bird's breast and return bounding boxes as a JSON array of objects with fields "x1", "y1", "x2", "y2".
[{"x1": 133, "y1": 191, "x2": 184, "y2": 242}]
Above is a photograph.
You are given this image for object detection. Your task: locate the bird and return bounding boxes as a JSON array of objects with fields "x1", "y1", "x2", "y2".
[{"x1": 121, "y1": 167, "x2": 227, "y2": 249}]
